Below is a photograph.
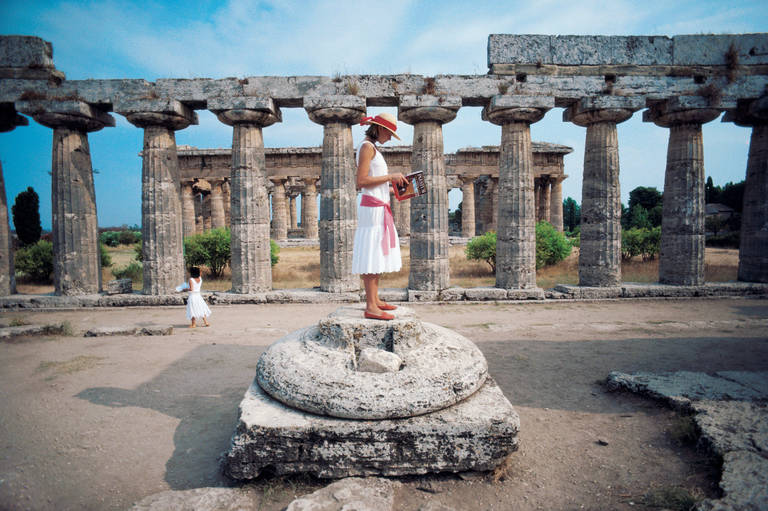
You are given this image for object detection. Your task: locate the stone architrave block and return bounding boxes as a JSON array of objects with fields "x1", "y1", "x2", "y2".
[
  {"x1": 0, "y1": 36, "x2": 54, "y2": 69},
  {"x1": 155, "y1": 78, "x2": 244, "y2": 103},
  {"x1": 487, "y1": 94, "x2": 555, "y2": 111},
  {"x1": 551, "y1": 35, "x2": 619, "y2": 66},
  {"x1": 610, "y1": 36, "x2": 674, "y2": 65},
  {"x1": 465, "y1": 287, "x2": 508, "y2": 301},
  {"x1": 398, "y1": 95, "x2": 462, "y2": 109},
  {"x1": 303, "y1": 94, "x2": 366, "y2": 112},
  {"x1": 207, "y1": 96, "x2": 277, "y2": 114},
  {"x1": 106, "y1": 278, "x2": 133, "y2": 295},
  {"x1": 222, "y1": 377, "x2": 519, "y2": 479},
  {"x1": 487, "y1": 35, "x2": 553, "y2": 66},
  {"x1": 113, "y1": 97, "x2": 198, "y2": 124},
  {"x1": 673, "y1": 34, "x2": 768, "y2": 66}
]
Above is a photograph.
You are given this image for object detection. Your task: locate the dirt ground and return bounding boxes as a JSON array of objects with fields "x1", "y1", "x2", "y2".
[{"x1": 1, "y1": 297, "x2": 767, "y2": 511}]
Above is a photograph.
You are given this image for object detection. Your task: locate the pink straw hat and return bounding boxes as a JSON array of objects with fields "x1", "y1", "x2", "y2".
[{"x1": 359, "y1": 112, "x2": 401, "y2": 140}]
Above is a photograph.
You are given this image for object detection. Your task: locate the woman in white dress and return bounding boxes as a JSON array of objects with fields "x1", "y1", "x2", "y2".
[
  {"x1": 186, "y1": 266, "x2": 211, "y2": 328},
  {"x1": 352, "y1": 113, "x2": 408, "y2": 321}
]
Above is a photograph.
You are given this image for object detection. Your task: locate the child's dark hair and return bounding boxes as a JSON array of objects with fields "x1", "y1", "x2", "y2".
[{"x1": 190, "y1": 266, "x2": 201, "y2": 278}]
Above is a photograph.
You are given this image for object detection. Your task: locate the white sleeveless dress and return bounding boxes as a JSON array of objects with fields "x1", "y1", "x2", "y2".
[
  {"x1": 186, "y1": 277, "x2": 211, "y2": 319},
  {"x1": 351, "y1": 141, "x2": 402, "y2": 275}
]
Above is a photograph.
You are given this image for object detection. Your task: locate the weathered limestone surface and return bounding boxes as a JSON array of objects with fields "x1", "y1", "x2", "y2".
[
  {"x1": 257, "y1": 306, "x2": 487, "y2": 419},
  {"x1": 399, "y1": 96, "x2": 460, "y2": 291},
  {"x1": 0, "y1": 163, "x2": 15, "y2": 295},
  {"x1": 306, "y1": 96, "x2": 364, "y2": 293},
  {"x1": 285, "y1": 478, "x2": 401, "y2": 511},
  {"x1": 106, "y1": 278, "x2": 132, "y2": 295},
  {"x1": 224, "y1": 376, "x2": 518, "y2": 479},
  {"x1": 606, "y1": 370, "x2": 768, "y2": 511},
  {"x1": 131, "y1": 487, "x2": 260, "y2": 511}
]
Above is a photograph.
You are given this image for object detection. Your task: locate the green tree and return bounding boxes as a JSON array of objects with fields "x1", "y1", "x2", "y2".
[
  {"x1": 705, "y1": 176, "x2": 719, "y2": 203},
  {"x1": 11, "y1": 186, "x2": 42, "y2": 246},
  {"x1": 465, "y1": 231, "x2": 497, "y2": 272},
  {"x1": 628, "y1": 186, "x2": 662, "y2": 212},
  {"x1": 626, "y1": 204, "x2": 651, "y2": 230},
  {"x1": 183, "y1": 228, "x2": 231, "y2": 278},
  {"x1": 562, "y1": 197, "x2": 580, "y2": 232},
  {"x1": 720, "y1": 181, "x2": 745, "y2": 213},
  {"x1": 100, "y1": 243, "x2": 112, "y2": 267},
  {"x1": 535, "y1": 221, "x2": 571, "y2": 269},
  {"x1": 15, "y1": 240, "x2": 53, "y2": 282},
  {"x1": 270, "y1": 239, "x2": 280, "y2": 267}
]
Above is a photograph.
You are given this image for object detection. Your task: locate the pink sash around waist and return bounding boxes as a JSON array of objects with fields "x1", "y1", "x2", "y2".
[{"x1": 360, "y1": 194, "x2": 396, "y2": 255}]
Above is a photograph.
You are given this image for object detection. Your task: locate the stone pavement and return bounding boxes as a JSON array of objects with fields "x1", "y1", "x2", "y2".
[{"x1": 606, "y1": 370, "x2": 768, "y2": 511}]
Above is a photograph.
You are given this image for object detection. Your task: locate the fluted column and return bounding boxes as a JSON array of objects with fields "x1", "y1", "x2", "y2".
[
  {"x1": 181, "y1": 181, "x2": 196, "y2": 238},
  {"x1": 392, "y1": 194, "x2": 411, "y2": 237},
  {"x1": 723, "y1": 97, "x2": 768, "y2": 282},
  {"x1": 193, "y1": 191, "x2": 203, "y2": 234},
  {"x1": 115, "y1": 98, "x2": 198, "y2": 295},
  {"x1": 305, "y1": 96, "x2": 366, "y2": 293},
  {"x1": 0, "y1": 105, "x2": 26, "y2": 295},
  {"x1": 17, "y1": 100, "x2": 115, "y2": 295},
  {"x1": 490, "y1": 177, "x2": 499, "y2": 231},
  {"x1": 399, "y1": 95, "x2": 461, "y2": 291},
  {"x1": 270, "y1": 179, "x2": 289, "y2": 242},
  {"x1": 222, "y1": 179, "x2": 231, "y2": 226},
  {"x1": 460, "y1": 176, "x2": 476, "y2": 238},
  {"x1": 210, "y1": 98, "x2": 281, "y2": 293},
  {"x1": 550, "y1": 176, "x2": 565, "y2": 232},
  {"x1": 538, "y1": 176, "x2": 551, "y2": 223},
  {"x1": 565, "y1": 97, "x2": 643, "y2": 287},
  {"x1": 289, "y1": 194, "x2": 298, "y2": 229},
  {"x1": 534, "y1": 180, "x2": 541, "y2": 222},
  {"x1": 302, "y1": 177, "x2": 319, "y2": 239},
  {"x1": 210, "y1": 180, "x2": 226, "y2": 229},
  {"x1": 203, "y1": 194, "x2": 212, "y2": 231},
  {"x1": 484, "y1": 95, "x2": 552, "y2": 289},
  {"x1": 645, "y1": 97, "x2": 721, "y2": 285}
]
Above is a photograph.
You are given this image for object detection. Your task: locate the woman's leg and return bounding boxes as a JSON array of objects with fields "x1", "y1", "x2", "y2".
[{"x1": 362, "y1": 274, "x2": 380, "y2": 314}]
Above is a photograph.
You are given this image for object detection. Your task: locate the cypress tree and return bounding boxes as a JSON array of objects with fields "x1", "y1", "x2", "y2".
[{"x1": 11, "y1": 186, "x2": 42, "y2": 246}]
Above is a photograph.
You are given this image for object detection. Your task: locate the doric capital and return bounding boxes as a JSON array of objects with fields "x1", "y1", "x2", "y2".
[
  {"x1": 563, "y1": 96, "x2": 644, "y2": 126},
  {"x1": 304, "y1": 95, "x2": 366, "y2": 125},
  {"x1": 722, "y1": 96, "x2": 768, "y2": 127},
  {"x1": 482, "y1": 95, "x2": 554, "y2": 125},
  {"x1": 208, "y1": 96, "x2": 281, "y2": 127},
  {"x1": 643, "y1": 96, "x2": 724, "y2": 127},
  {"x1": 114, "y1": 98, "x2": 198, "y2": 130},
  {"x1": 398, "y1": 95, "x2": 461, "y2": 125},
  {"x1": 15, "y1": 99, "x2": 114, "y2": 132}
]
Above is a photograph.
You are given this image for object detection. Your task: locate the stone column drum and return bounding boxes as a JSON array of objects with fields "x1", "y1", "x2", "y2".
[
  {"x1": 193, "y1": 191, "x2": 203, "y2": 234},
  {"x1": 484, "y1": 95, "x2": 552, "y2": 289},
  {"x1": 115, "y1": 99, "x2": 197, "y2": 295},
  {"x1": 725, "y1": 97, "x2": 768, "y2": 283},
  {"x1": 305, "y1": 95, "x2": 366, "y2": 293},
  {"x1": 289, "y1": 195, "x2": 298, "y2": 230},
  {"x1": 270, "y1": 179, "x2": 289, "y2": 241},
  {"x1": 210, "y1": 98, "x2": 281, "y2": 293},
  {"x1": 181, "y1": 181, "x2": 196, "y2": 238},
  {"x1": 538, "y1": 176, "x2": 551, "y2": 223},
  {"x1": 203, "y1": 194, "x2": 212, "y2": 232},
  {"x1": 210, "y1": 180, "x2": 226, "y2": 229},
  {"x1": 550, "y1": 176, "x2": 564, "y2": 232},
  {"x1": 399, "y1": 95, "x2": 461, "y2": 291},
  {"x1": 460, "y1": 176, "x2": 475, "y2": 238},
  {"x1": 17, "y1": 100, "x2": 115, "y2": 295},
  {"x1": 392, "y1": 194, "x2": 411, "y2": 237},
  {"x1": 0, "y1": 106, "x2": 26, "y2": 295},
  {"x1": 645, "y1": 97, "x2": 721, "y2": 285},
  {"x1": 302, "y1": 178, "x2": 319, "y2": 239},
  {"x1": 565, "y1": 97, "x2": 643, "y2": 287}
]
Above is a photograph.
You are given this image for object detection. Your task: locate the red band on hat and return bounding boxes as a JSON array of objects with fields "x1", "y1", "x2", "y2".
[{"x1": 359, "y1": 115, "x2": 397, "y2": 133}]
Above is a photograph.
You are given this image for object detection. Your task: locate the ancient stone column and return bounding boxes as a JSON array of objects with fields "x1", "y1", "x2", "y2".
[
  {"x1": 270, "y1": 179, "x2": 289, "y2": 241},
  {"x1": 115, "y1": 98, "x2": 197, "y2": 295},
  {"x1": 533, "y1": 180, "x2": 541, "y2": 222},
  {"x1": 565, "y1": 96, "x2": 643, "y2": 287},
  {"x1": 210, "y1": 180, "x2": 226, "y2": 229},
  {"x1": 305, "y1": 96, "x2": 366, "y2": 293},
  {"x1": 392, "y1": 194, "x2": 411, "y2": 237},
  {"x1": 210, "y1": 98, "x2": 281, "y2": 293},
  {"x1": 17, "y1": 100, "x2": 115, "y2": 295},
  {"x1": 645, "y1": 97, "x2": 721, "y2": 285},
  {"x1": 483, "y1": 95, "x2": 553, "y2": 289},
  {"x1": 203, "y1": 194, "x2": 212, "y2": 232},
  {"x1": 399, "y1": 95, "x2": 461, "y2": 291},
  {"x1": 460, "y1": 176, "x2": 476, "y2": 238},
  {"x1": 302, "y1": 177, "x2": 319, "y2": 239},
  {"x1": 724, "y1": 97, "x2": 768, "y2": 283},
  {"x1": 550, "y1": 176, "x2": 565, "y2": 232},
  {"x1": 222, "y1": 179, "x2": 231, "y2": 226},
  {"x1": 538, "y1": 176, "x2": 551, "y2": 224},
  {"x1": 0, "y1": 105, "x2": 26, "y2": 295},
  {"x1": 181, "y1": 181, "x2": 196, "y2": 238},
  {"x1": 193, "y1": 192, "x2": 203, "y2": 234},
  {"x1": 490, "y1": 177, "x2": 499, "y2": 232},
  {"x1": 289, "y1": 194, "x2": 298, "y2": 230}
]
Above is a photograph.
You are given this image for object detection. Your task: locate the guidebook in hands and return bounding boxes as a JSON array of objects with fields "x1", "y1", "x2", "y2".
[{"x1": 393, "y1": 171, "x2": 427, "y2": 201}]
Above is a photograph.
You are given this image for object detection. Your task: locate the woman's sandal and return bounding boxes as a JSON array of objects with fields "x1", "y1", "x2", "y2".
[
  {"x1": 378, "y1": 303, "x2": 397, "y2": 311},
  {"x1": 364, "y1": 311, "x2": 395, "y2": 321}
]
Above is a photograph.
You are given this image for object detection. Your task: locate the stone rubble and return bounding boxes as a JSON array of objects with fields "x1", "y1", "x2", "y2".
[{"x1": 285, "y1": 477, "x2": 401, "y2": 511}]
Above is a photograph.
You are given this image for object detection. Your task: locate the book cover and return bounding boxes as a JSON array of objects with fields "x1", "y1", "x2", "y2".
[{"x1": 393, "y1": 171, "x2": 427, "y2": 201}]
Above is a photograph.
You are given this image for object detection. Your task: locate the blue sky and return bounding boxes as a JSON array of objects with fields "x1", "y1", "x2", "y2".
[{"x1": 1, "y1": 0, "x2": 766, "y2": 229}]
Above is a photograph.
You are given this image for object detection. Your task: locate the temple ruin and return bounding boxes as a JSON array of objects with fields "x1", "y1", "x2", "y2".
[
  {"x1": 0, "y1": 33, "x2": 766, "y2": 299},
  {"x1": 176, "y1": 142, "x2": 571, "y2": 239}
]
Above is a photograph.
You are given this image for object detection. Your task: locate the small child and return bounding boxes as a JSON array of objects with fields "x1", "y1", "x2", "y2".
[{"x1": 186, "y1": 266, "x2": 211, "y2": 328}]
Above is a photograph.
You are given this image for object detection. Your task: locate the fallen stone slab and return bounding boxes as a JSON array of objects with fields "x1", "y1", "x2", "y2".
[
  {"x1": 0, "y1": 323, "x2": 67, "y2": 339},
  {"x1": 130, "y1": 486, "x2": 259, "y2": 511},
  {"x1": 223, "y1": 377, "x2": 518, "y2": 480},
  {"x1": 83, "y1": 325, "x2": 173, "y2": 337},
  {"x1": 285, "y1": 477, "x2": 401, "y2": 511},
  {"x1": 697, "y1": 450, "x2": 768, "y2": 511},
  {"x1": 692, "y1": 401, "x2": 768, "y2": 457},
  {"x1": 137, "y1": 325, "x2": 174, "y2": 336}
]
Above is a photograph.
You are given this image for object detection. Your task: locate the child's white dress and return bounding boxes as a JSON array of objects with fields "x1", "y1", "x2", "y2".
[
  {"x1": 186, "y1": 277, "x2": 211, "y2": 319},
  {"x1": 351, "y1": 140, "x2": 402, "y2": 274}
]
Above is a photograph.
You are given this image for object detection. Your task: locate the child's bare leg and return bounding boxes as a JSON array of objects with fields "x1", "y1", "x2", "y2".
[
  {"x1": 190, "y1": 318, "x2": 196, "y2": 328},
  {"x1": 203, "y1": 316, "x2": 210, "y2": 327}
]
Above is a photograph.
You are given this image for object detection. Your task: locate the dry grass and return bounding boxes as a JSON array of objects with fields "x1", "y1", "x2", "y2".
[{"x1": 14, "y1": 245, "x2": 742, "y2": 294}]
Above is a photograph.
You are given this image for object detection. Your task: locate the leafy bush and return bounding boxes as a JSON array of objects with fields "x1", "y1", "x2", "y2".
[
  {"x1": 100, "y1": 243, "x2": 112, "y2": 267},
  {"x1": 183, "y1": 228, "x2": 231, "y2": 278},
  {"x1": 706, "y1": 231, "x2": 740, "y2": 248},
  {"x1": 15, "y1": 240, "x2": 53, "y2": 282},
  {"x1": 622, "y1": 227, "x2": 661, "y2": 261},
  {"x1": 465, "y1": 231, "x2": 497, "y2": 272},
  {"x1": 270, "y1": 239, "x2": 280, "y2": 267},
  {"x1": 133, "y1": 242, "x2": 143, "y2": 262},
  {"x1": 535, "y1": 221, "x2": 572, "y2": 269},
  {"x1": 112, "y1": 261, "x2": 143, "y2": 281},
  {"x1": 100, "y1": 231, "x2": 121, "y2": 247},
  {"x1": 119, "y1": 230, "x2": 141, "y2": 245}
]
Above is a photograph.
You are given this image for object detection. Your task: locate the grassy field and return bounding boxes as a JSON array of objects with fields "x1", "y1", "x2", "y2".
[{"x1": 15, "y1": 244, "x2": 740, "y2": 294}]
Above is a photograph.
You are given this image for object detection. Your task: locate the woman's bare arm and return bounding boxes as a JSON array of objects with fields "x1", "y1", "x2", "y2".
[{"x1": 356, "y1": 142, "x2": 407, "y2": 189}]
